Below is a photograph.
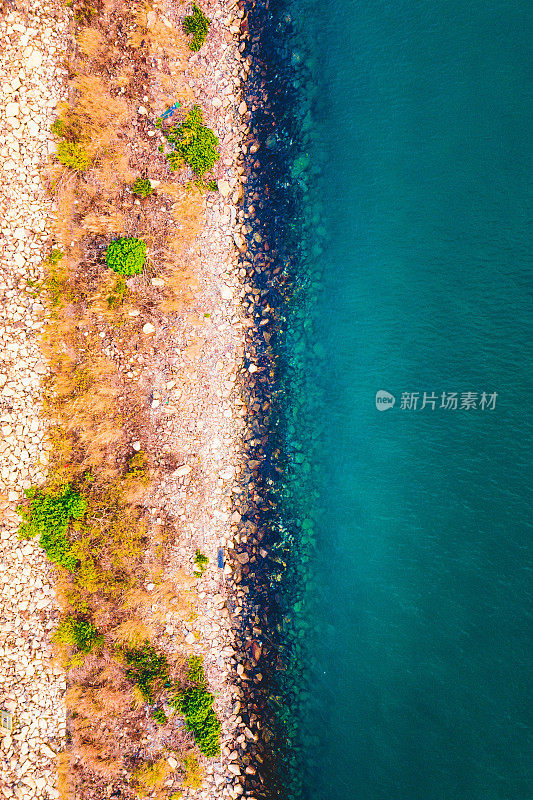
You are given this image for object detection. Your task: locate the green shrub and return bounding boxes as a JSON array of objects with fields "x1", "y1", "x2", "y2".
[
  {"x1": 173, "y1": 688, "x2": 221, "y2": 757},
  {"x1": 18, "y1": 485, "x2": 87, "y2": 571},
  {"x1": 193, "y1": 550, "x2": 209, "y2": 577},
  {"x1": 105, "y1": 237, "x2": 146, "y2": 276},
  {"x1": 125, "y1": 644, "x2": 171, "y2": 702},
  {"x1": 164, "y1": 106, "x2": 219, "y2": 177},
  {"x1": 170, "y1": 657, "x2": 220, "y2": 757},
  {"x1": 56, "y1": 140, "x2": 91, "y2": 171},
  {"x1": 152, "y1": 707, "x2": 168, "y2": 725},
  {"x1": 132, "y1": 177, "x2": 153, "y2": 198},
  {"x1": 54, "y1": 615, "x2": 103, "y2": 654},
  {"x1": 183, "y1": 5, "x2": 210, "y2": 51}
]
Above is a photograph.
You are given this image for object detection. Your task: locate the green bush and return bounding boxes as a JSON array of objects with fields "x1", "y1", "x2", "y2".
[
  {"x1": 152, "y1": 707, "x2": 168, "y2": 725},
  {"x1": 193, "y1": 550, "x2": 209, "y2": 577},
  {"x1": 183, "y1": 5, "x2": 210, "y2": 51},
  {"x1": 105, "y1": 237, "x2": 146, "y2": 276},
  {"x1": 132, "y1": 178, "x2": 153, "y2": 198},
  {"x1": 170, "y1": 656, "x2": 220, "y2": 757},
  {"x1": 18, "y1": 485, "x2": 87, "y2": 571},
  {"x1": 173, "y1": 687, "x2": 221, "y2": 757},
  {"x1": 164, "y1": 106, "x2": 219, "y2": 177},
  {"x1": 56, "y1": 140, "x2": 91, "y2": 171},
  {"x1": 125, "y1": 643, "x2": 171, "y2": 702},
  {"x1": 54, "y1": 615, "x2": 103, "y2": 654}
]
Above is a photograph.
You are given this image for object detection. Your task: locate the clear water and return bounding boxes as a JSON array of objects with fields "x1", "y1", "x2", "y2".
[{"x1": 261, "y1": 1, "x2": 533, "y2": 798}]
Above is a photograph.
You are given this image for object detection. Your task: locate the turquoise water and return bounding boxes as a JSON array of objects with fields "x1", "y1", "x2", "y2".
[{"x1": 259, "y1": 1, "x2": 532, "y2": 798}]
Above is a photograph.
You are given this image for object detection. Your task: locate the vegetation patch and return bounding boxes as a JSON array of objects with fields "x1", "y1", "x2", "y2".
[
  {"x1": 171, "y1": 656, "x2": 221, "y2": 757},
  {"x1": 183, "y1": 4, "x2": 210, "y2": 52},
  {"x1": 125, "y1": 643, "x2": 171, "y2": 702},
  {"x1": 163, "y1": 105, "x2": 219, "y2": 177},
  {"x1": 54, "y1": 615, "x2": 103, "y2": 656},
  {"x1": 152, "y1": 707, "x2": 168, "y2": 725},
  {"x1": 132, "y1": 177, "x2": 153, "y2": 198},
  {"x1": 105, "y1": 236, "x2": 147, "y2": 276},
  {"x1": 18, "y1": 484, "x2": 87, "y2": 570},
  {"x1": 106, "y1": 276, "x2": 128, "y2": 309},
  {"x1": 56, "y1": 140, "x2": 92, "y2": 171},
  {"x1": 193, "y1": 549, "x2": 209, "y2": 576}
]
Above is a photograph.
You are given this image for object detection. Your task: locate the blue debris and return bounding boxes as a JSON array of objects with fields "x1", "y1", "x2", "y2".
[
  {"x1": 160, "y1": 102, "x2": 180, "y2": 121},
  {"x1": 217, "y1": 547, "x2": 224, "y2": 569}
]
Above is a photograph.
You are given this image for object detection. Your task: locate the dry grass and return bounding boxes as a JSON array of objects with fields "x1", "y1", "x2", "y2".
[
  {"x1": 57, "y1": 751, "x2": 74, "y2": 800},
  {"x1": 108, "y1": 619, "x2": 155, "y2": 649},
  {"x1": 77, "y1": 27, "x2": 104, "y2": 57}
]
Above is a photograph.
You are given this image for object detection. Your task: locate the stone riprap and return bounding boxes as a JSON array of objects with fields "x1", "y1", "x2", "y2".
[{"x1": 0, "y1": 4, "x2": 69, "y2": 799}]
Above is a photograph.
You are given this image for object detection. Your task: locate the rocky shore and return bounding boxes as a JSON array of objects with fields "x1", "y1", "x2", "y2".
[{"x1": 0, "y1": 0, "x2": 266, "y2": 798}]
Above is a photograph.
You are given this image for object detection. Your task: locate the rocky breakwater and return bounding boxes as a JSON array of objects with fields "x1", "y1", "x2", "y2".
[
  {"x1": 0, "y1": 3, "x2": 70, "y2": 800},
  {"x1": 216, "y1": 1, "x2": 326, "y2": 797}
]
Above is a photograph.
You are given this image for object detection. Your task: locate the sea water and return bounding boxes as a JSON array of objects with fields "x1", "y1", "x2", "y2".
[{"x1": 256, "y1": 0, "x2": 532, "y2": 798}]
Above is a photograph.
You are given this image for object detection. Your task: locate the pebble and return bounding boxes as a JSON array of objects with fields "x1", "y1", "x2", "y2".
[{"x1": 0, "y1": 4, "x2": 69, "y2": 797}]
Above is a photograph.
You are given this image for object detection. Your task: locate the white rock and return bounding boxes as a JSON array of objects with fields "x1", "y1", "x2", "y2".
[
  {"x1": 6, "y1": 102, "x2": 19, "y2": 118},
  {"x1": 132, "y1": 441, "x2": 141, "y2": 451},
  {"x1": 220, "y1": 284, "x2": 233, "y2": 300},
  {"x1": 151, "y1": 277, "x2": 165, "y2": 287},
  {"x1": 185, "y1": 632, "x2": 195, "y2": 644},
  {"x1": 142, "y1": 323, "x2": 156, "y2": 334},
  {"x1": 128, "y1": 308, "x2": 140, "y2": 317},
  {"x1": 175, "y1": 464, "x2": 192, "y2": 477},
  {"x1": 217, "y1": 178, "x2": 232, "y2": 197},
  {"x1": 26, "y1": 51, "x2": 43, "y2": 69},
  {"x1": 167, "y1": 756, "x2": 178, "y2": 770}
]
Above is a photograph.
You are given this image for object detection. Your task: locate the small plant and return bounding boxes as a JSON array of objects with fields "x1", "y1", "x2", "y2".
[
  {"x1": 183, "y1": 4, "x2": 210, "y2": 52},
  {"x1": 56, "y1": 140, "x2": 91, "y2": 171},
  {"x1": 105, "y1": 237, "x2": 146, "y2": 276},
  {"x1": 54, "y1": 615, "x2": 103, "y2": 654},
  {"x1": 106, "y1": 277, "x2": 128, "y2": 309},
  {"x1": 193, "y1": 550, "x2": 208, "y2": 577},
  {"x1": 125, "y1": 451, "x2": 149, "y2": 484},
  {"x1": 207, "y1": 179, "x2": 218, "y2": 192},
  {"x1": 182, "y1": 752, "x2": 202, "y2": 789},
  {"x1": 125, "y1": 643, "x2": 171, "y2": 702},
  {"x1": 151, "y1": 707, "x2": 168, "y2": 725},
  {"x1": 132, "y1": 177, "x2": 153, "y2": 198},
  {"x1": 46, "y1": 248, "x2": 64, "y2": 267},
  {"x1": 133, "y1": 759, "x2": 170, "y2": 796},
  {"x1": 186, "y1": 655, "x2": 206, "y2": 686},
  {"x1": 18, "y1": 485, "x2": 87, "y2": 571},
  {"x1": 163, "y1": 106, "x2": 219, "y2": 177},
  {"x1": 50, "y1": 118, "x2": 68, "y2": 137}
]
